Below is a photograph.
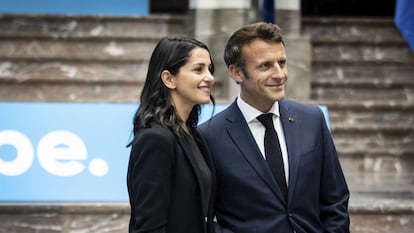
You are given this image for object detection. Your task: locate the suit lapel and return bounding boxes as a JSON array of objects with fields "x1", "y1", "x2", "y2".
[
  {"x1": 279, "y1": 100, "x2": 300, "y2": 204},
  {"x1": 176, "y1": 134, "x2": 210, "y2": 218},
  {"x1": 194, "y1": 131, "x2": 217, "y2": 218},
  {"x1": 225, "y1": 102, "x2": 283, "y2": 201}
]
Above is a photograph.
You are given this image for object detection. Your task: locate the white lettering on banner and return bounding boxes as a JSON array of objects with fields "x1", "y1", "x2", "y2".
[
  {"x1": 88, "y1": 158, "x2": 109, "y2": 176},
  {"x1": 0, "y1": 130, "x2": 109, "y2": 177},
  {"x1": 0, "y1": 130, "x2": 35, "y2": 176},
  {"x1": 37, "y1": 130, "x2": 87, "y2": 176}
]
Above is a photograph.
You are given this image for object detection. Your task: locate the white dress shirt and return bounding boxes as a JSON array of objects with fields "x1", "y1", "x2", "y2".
[{"x1": 237, "y1": 97, "x2": 289, "y2": 185}]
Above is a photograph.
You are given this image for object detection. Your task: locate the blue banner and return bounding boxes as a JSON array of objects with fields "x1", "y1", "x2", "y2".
[
  {"x1": 0, "y1": 102, "x2": 327, "y2": 202},
  {"x1": 0, "y1": 0, "x2": 148, "y2": 16},
  {"x1": 0, "y1": 102, "x2": 134, "y2": 202},
  {"x1": 0, "y1": 102, "x2": 226, "y2": 202}
]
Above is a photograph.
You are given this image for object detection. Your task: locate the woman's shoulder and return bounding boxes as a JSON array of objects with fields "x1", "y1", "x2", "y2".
[
  {"x1": 143, "y1": 121, "x2": 171, "y2": 133},
  {"x1": 130, "y1": 122, "x2": 176, "y2": 146},
  {"x1": 129, "y1": 122, "x2": 178, "y2": 165}
]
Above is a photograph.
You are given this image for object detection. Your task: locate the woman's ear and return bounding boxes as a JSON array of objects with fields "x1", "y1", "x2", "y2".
[
  {"x1": 229, "y1": 65, "x2": 244, "y2": 84},
  {"x1": 161, "y1": 70, "x2": 176, "y2": 89}
]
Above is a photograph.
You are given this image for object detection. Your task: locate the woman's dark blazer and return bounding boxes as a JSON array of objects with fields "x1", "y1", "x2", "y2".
[{"x1": 127, "y1": 122, "x2": 216, "y2": 233}]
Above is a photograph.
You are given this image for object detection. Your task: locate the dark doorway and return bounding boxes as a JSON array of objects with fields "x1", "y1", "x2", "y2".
[
  {"x1": 150, "y1": 0, "x2": 188, "y2": 14},
  {"x1": 302, "y1": 0, "x2": 397, "y2": 16}
]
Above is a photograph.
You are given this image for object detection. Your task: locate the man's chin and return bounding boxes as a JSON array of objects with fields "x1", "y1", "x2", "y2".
[{"x1": 273, "y1": 92, "x2": 285, "y2": 102}]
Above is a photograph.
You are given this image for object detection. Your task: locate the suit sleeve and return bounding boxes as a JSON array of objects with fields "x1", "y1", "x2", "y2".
[
  {"x1": 318, "y1": 110, "x2": 350, "y2": 233},
  {"x1": 128, "y1": 129, "x2": 176, "y2": 233}
]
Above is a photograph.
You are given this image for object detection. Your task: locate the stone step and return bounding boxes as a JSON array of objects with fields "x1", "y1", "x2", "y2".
[
  {"x1": 0, "y1": 60, "x2": 147, "y2": 83},
  {"x1": 0, "y1": 14, "x2": 187, "y2": 62},
  {"x1": 311, "y1": 64, "x2": 414, "y2": 82},
  {"x1": 0, "y1": 60, "x2": 143, "y2": 102},
  {"x1": 0, "y1": 199, "x2": 413, "y2": 233},
  {"x1": 0, "y1": 14, "x2": 187, "y2": 39},
  {"x1": 306, "y1": 18, "x2": 414, "y2": 65},
  {"x1": 331, "y1": 123, "x2": 413, "y2": 149},
  {"x1": 339, "y1": 147, "x2": 414, "y2": 179},
  {"x1": 311, "y1": 79, "x2": 414, "y2": 101},
  {"x1": 0, "y1": 203, "x2": 130, "y2": 233},
  {"x1": 312, "y1": 42, "x2": 414, "y2": 64},
  {"x1": 349, "y1": 193, "x2": 414, "y2": 233},
  {"x1": 0, "y1": 37, "x2": 158, "y2": 61},
  {"x1": 0, "y1": 60, "x2": 224, "y2": 102},
  {"x1": 302, "y1": 17, "x2": 404, "y2": 43},
  {"x1": 328, "y1": 102, "x2": 414, "y2": 177},
  {"x1": 311, "y1": 64, "x2": 414, "y2": 102},
  {"x1": 0, "y1": 82, "x2": 141, "y2": 102},
  {"x1": 346, "y1": 171, "x2": 414, "y2": 194},
  {"x1": 337, "y1": 143, "x2": 414, "y2": 158},
  {"x1": 311, "y1": 85, "x2": 411, "y2": 101},
  {"x1": 346, "y1": 172, "x2": 414, "y2": 225},
  {"x1": 312, "y1": 77, "x2": 414, "y2": 88},
  {"x1": 325, "y1": 101, "x2": 414, "y2": 126}
]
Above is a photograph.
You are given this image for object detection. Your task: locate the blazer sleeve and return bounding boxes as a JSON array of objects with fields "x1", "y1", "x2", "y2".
[
  {"x1": 128, "y1": 128, "x2": 176, "y2": 233},
  {"x1": 318, "y1": 110, "x2": 350, "y2": 233}
]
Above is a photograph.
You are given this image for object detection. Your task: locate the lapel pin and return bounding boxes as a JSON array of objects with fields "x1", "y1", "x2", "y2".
[{"x1": 288, "y1": 117, "x2": 294, "y2": 122}]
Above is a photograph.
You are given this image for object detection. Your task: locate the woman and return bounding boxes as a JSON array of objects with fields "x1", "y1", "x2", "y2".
[{"x1": 127, "y1": 36, "x2": 216, "y2": 233}]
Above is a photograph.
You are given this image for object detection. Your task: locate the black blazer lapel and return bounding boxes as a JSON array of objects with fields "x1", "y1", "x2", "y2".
[
  {"x1": 176, "y1": 134, "x2": 210, "y2": 220},
  {"x1": 194, "y1": 131, "x2": 216, "y2": 231},
  {"x1": 225, "y1": 102, "x2": 284, "y2": 202}
]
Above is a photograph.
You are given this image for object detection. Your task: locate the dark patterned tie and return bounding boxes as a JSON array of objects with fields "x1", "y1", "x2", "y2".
[{"x1": 257, "y1": 113, "x2": 287, "y2": 199}]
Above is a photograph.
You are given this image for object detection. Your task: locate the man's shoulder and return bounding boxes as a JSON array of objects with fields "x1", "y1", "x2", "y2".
[
  {"x1": 200, "y1": 108, "x2": 228, "y2": 126},
  {"x1": 198, "y1": 104, "x2": 235, "y2": 132},
  {"x1": 281, "y1": 99, "x2": 322, "y2": 115}
]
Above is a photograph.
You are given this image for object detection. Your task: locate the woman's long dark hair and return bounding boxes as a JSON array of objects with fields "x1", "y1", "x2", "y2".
[{"x1": 130, "y1": 36, "x2": 215, "y2": 140}]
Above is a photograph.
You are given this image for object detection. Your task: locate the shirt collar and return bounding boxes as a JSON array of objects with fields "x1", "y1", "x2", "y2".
[{"x1": 237, "y1": 96, "x2": 280, "y2": 123}]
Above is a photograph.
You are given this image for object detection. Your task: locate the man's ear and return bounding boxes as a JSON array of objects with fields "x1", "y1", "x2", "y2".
[
  {"x1": 229, "y1": 65, "x2": 244, "y2": 84},
  {"x1": 161, "y1": 70, "x2": 176, "y2": 89}
]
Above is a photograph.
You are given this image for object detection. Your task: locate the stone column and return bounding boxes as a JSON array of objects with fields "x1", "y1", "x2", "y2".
[
  {"x1": 276, "y1": 0, "x2": 311, "y2": 101},
  {"x1": 188, "y1": 0, "x2": 258, "y2": 102}
]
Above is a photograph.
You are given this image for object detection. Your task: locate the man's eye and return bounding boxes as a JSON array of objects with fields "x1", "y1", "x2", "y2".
[{"x1": 259, "y1": 63, "x2": 269, "y2": 69}]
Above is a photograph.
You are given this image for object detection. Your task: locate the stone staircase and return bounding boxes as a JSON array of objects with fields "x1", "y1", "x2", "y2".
[
  {"x1": 0, "y1": 14, "x2": 190, "y2": 103},
  {"x1": 302, "y1": 17, "x2": 414, "y2": 232}
]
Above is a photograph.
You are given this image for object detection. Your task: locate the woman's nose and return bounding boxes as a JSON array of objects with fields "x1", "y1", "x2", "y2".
[{"x1": 205, "y1": 72, "x2": 215, "y2": 81}]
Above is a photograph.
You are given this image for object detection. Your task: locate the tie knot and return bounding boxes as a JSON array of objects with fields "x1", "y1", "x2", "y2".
[{"x1": 257, "y1": 113, "x2": 274, "y2": 129}]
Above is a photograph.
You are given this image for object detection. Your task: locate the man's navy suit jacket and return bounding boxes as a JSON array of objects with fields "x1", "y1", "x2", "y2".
[{"x1": 198, "y1": 99, "x2": 350, "y2": 233}]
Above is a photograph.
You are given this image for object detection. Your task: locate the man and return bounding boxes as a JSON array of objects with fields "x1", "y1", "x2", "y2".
[{"x1": 198, "y1": 22, "x2": 350, "y2": 233}]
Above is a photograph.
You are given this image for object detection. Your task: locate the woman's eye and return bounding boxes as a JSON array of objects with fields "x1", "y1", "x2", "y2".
[
  {"x1": 209, "y1": 65, "x2": 214, "y2": 74},
  {"x1": 194, "y1": 67, "x2": 203, "y2": 72}
]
